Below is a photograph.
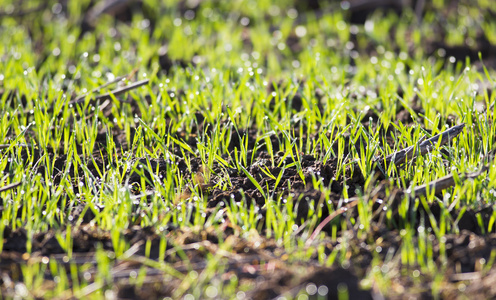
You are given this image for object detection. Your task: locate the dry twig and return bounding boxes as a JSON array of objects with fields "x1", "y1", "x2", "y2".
[
  {"x1": 0, "y1": 144, "x2": 31, "y2": 150},
  {"x1": 376, "y1": 123, "x2": 465, "y2": 167},
  {"x1": 0, "y1": 182, "x2": 22, "y2": 193},
  {"x1": 412, "y1": 164, "x2": 490, "y2": 197},
  {"x1": 72, "y1": 74, "x2": 128, "y2": 103},
  {"x1": 68, "y1": 78, "x2": 149, "y2": 107},
  {"x1": 305, "y1": 199, "x2": 360, "y2": 247}
]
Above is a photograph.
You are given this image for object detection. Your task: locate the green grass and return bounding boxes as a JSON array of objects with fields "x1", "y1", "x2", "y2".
[{"x1": 1, "y1": 0, "x2": 496, "y2": 298}]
